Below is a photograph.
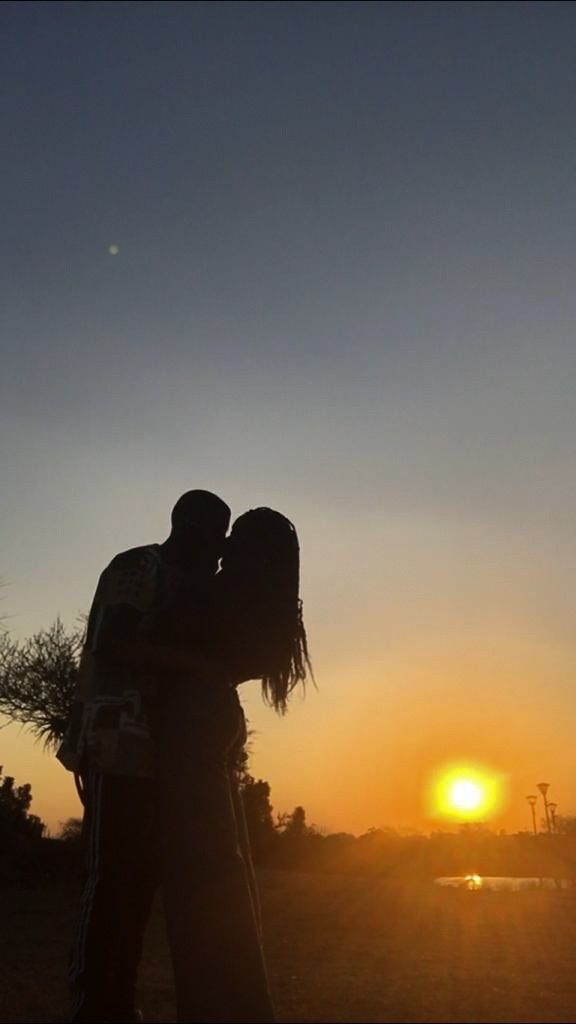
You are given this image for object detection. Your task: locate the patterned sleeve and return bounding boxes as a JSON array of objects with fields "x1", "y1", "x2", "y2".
[{"x1": 87, "y1": 547, "x2": 159, "y2": 656}]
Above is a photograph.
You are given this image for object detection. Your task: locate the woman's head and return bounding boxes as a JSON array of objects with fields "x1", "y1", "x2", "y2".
[{"x1": 222, "y1": 507, "x2": 312, "y2": 712}]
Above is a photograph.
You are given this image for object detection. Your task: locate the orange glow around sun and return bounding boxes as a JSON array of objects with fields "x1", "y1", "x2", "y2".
[{"x1": 429, "y1": 763, "x2": 506, "y2": 822}]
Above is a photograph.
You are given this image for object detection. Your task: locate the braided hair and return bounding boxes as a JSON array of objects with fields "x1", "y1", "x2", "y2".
[{"x1": 222, "y1": 507, "x2": 312, "y2": 713}]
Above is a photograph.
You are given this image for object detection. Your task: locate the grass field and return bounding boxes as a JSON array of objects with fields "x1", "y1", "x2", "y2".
[{"x1": 3, "y1": 871, "x2": 576, "y2": 1023}]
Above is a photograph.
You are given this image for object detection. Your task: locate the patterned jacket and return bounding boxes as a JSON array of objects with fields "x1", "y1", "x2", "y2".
[{"x1": 57, "y1": 544, "x2": 188, "y2": 777}]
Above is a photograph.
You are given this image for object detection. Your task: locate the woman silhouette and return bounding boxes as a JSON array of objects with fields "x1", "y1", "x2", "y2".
[{"x1": 159, "y1": 507, "x2": 312, "y2": 1024}]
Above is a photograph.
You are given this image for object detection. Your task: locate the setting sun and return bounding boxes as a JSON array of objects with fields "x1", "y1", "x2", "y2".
[
  {"x1": 450, "y1": 779, "x2": 483, "y2": 812},
  {"x1": 429, "y1": 764, "x2": 505, "y2": 822}
]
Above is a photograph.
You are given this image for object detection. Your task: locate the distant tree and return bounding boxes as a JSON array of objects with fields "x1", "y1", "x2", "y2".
[
  {"x1": 323, "y1": 831, "x2": 356, "y2": 845},
  {"x1": 0, "y1": 768, "x2": 45, "y2": 841},
  {"x1": 277, "y1": 805, "x2": 310, "y2": 840},
  {"x1": 58, "y1": 817, "x2": 83, "y2": 843},
  {"x1": 458, "y1": 822, "x2": 494, "y2": 837},
  {"x1": 240, "y1": 777, "x2": 277, "y2": 860},
  {"x1": 554, "y1": 815, "x2": 576, "y2": 836},
  {"x1": 0, "y1": 618, "x2": 83, "y2": 748}
]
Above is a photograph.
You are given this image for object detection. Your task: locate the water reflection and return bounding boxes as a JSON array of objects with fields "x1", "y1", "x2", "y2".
[
  {"x1": 465, "y1": 874, "x2": 482, "y2": 890},
  {"x1": 436, "y1": 875, "x2": 571, "y2": 891}
]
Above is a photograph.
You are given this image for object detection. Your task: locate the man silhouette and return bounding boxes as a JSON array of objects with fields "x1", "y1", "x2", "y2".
[{"x1": 58, "y1": 490, "x2": 231, "y2": 1023}]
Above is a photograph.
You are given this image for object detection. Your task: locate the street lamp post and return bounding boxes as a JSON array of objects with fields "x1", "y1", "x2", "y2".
[
  {"x1": 526, "y1": 795, "x2": 538, "y2": 835},
  {"x1": 548, "y1": 802, "x2": 558, "y2": 833},
  {"x1": 537, "y1": 782, "x2": 552, "y2": 834}
]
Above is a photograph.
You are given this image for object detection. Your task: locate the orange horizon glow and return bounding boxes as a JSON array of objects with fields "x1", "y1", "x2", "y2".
[{"x1": 2, "y1": 626, "x2": 572, "y2": 838}]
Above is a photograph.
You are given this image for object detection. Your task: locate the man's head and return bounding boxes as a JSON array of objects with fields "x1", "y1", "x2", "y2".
[{"x1": 168, "y1": 490, "x2": 231, "y2": 573}]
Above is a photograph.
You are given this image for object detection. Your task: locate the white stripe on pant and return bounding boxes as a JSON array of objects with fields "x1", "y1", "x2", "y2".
[{"x1": 69, "y1": 772, "x2": 103, "y2": 1016}]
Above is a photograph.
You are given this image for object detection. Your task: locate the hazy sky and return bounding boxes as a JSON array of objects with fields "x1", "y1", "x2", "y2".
[{"x1": 2, "y1": 1, "x2": 576, "y2": 835}]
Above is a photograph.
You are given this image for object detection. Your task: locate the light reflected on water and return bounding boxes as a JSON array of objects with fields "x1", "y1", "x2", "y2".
[
  {"x1": 436, "y1": 875, "x2": 571, "y2": 891},
  {"x1": 465, "y1": 874, "x2": 482, "y2": 890}
]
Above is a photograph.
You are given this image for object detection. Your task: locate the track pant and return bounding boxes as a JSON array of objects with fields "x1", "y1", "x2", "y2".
[
  {"x1": 68, "y1": 772, "x2": 160, "y2": 1022},
  {"x1": 159, "y1": 683, "x2": 275, "y2": 1023}
]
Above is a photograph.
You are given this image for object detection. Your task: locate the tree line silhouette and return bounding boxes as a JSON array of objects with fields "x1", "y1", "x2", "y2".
[{"x1": 2, "y1": 619, "x2": 576, "y2": 885}]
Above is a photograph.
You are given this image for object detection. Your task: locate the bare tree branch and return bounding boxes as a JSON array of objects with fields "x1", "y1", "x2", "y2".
[{"x1": 0, "y1": 618, "x2": 84, "y2": 748}]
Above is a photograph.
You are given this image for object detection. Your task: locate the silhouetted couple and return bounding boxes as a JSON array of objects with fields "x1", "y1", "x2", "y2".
[{"x1": 57, "y1": 490, "x2": 312, "y2": 1023}]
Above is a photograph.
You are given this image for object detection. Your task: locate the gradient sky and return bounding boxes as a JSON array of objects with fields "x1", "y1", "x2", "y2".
[{"x1": 2, "y1": 1, "x2": 576, "y2": 836}]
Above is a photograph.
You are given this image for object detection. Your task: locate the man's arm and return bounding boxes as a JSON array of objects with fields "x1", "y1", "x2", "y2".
[
  {"x1": 110, "y1": 637, "x2": 227, "y2": 683},
  {"x1": 93, "y1": 604, "x2": 228, "y2": 683}
]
